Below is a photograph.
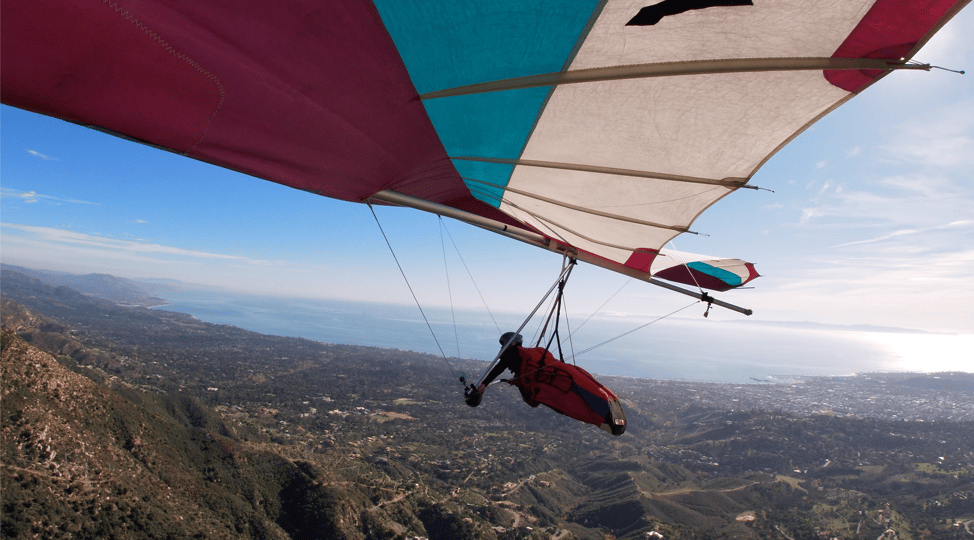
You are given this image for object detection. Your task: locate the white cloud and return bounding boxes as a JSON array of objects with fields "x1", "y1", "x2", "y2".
[
  {"x1": 0, "y1": 234, "x2": 209, "y2": 269},
  {"x1": 814, "y1": 180, "x2": 832, "y2": 199},
  {"x1": 230, "y1": 259, "x2": 287, "y2": 268},
  {"x1": 26, "y1": 149, "x2": 59, "y2": 160},
  {"x1": 799, "y1": 207, "x2": 824, "y2": 223},
  {"x1": 874, "y1": 173, "x2": 959, "y2": 196},
  {"x1": 834, "y1": 220, "x2": 974, "y2": 247},
  {"x1": 911, "y1": 11, "x2": 971, "y2": 69},
  {"x1": 789, "y1": 168, "x2": 971, "y2": 231},
  {"x1": 8, "y1": 190, "x2": 41, "y2": 203},
  {"x1": 1, "y1": 223, "x2": 280, "y2": 265},
  {"x1": 0, "y1": 187, "x2": 99, "y2": 206},
  {"x1": 814, "y1": 160, "x2": 827, "y2": 170},
  {"x1": 880, "y1": 102, "x2": 974, "y2": 167},
  {"x1": 135, "y1": 219, "x2": 149, "y2": 224},
  {"x1": 749, "y1": 247, "x2": 974, "y2": 333},
  {"x1": 846, "y1": 146, "x2": 861, "y2": 158}
]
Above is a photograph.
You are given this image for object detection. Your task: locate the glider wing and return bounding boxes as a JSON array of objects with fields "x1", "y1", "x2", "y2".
[{"x1": 2, "y1": 0, "x2": 966, "y2": 292}]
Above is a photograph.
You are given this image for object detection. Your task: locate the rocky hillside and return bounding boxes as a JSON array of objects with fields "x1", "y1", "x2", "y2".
[
  {"x1": 0, "y1": 327, "x2": 761, "y2": 539},
  {"x1": 4, "y1": 329, "x2": 355, "y2": 538},
  {"x1": 2, "y1": 279, "x2": 972, "y2": 539}
]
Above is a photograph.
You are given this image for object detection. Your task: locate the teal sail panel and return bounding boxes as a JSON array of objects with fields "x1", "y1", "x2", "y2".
[{"x1": 372, "y1": 0, "x2": 602, "y2": 207}]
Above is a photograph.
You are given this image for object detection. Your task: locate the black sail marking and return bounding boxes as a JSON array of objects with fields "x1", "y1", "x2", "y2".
[{"x1": 627, "y1": 0, "x2": 754, "y2": 26}]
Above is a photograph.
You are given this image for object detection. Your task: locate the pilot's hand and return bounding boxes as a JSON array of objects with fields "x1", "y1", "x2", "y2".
[{"x1": 463, "y1": 385, "x2": 483, "y2": 407}]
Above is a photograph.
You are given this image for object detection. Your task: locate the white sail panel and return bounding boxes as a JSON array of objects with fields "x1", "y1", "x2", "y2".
[
  {"x1": 520, "y1": 71, "x2": 847, "y2": 180},
  {"x1": 507, "y1": 71, "x2": 847, "y2": 268},
  {"x1": 575, "y1": 0, "x2": 877, "y2": 68}
]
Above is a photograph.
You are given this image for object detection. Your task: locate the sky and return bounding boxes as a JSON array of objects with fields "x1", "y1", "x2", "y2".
[{"x1": 2, "y1": 7, "x2": 973, "y2": 336}]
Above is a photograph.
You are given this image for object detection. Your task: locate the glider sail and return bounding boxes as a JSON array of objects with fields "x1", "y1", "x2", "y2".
[{"x1": 2, "y1": 0, "x2": 966, "y2": 302}]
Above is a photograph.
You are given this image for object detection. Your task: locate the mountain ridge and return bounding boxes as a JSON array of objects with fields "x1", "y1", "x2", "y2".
[{"x1": 1, "y1": 264, "x2": 172, "y2": 307}]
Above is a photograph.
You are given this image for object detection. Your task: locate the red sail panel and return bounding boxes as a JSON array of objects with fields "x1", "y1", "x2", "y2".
[
  {"x1": 826, "y1": 0, "x2": 963, "y2": 91},
  {"x1": 0, "y1": 0, "x2": 474, "y2": 207}
]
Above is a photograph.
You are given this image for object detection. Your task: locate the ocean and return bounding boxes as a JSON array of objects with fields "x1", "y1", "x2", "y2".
[{"x1": 153, "y1": 287, "x2": 972, "y2": 384}]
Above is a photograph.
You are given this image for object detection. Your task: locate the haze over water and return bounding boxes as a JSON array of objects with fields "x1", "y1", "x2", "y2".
[{"x1": 154, "y1": 288, "x2": 972, "y2": 384}]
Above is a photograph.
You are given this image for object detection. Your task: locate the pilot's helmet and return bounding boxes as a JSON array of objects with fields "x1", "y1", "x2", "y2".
[{"x1": 499, "y1": 332, "x2": 523, "y2": 347}]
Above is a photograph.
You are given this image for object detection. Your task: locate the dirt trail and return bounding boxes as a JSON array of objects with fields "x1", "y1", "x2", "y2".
[{"x1": 653, "y1": 480, "x2": 759, "y2": 496}]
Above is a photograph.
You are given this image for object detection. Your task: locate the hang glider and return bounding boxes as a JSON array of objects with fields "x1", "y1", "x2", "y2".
[{"x1": 2, "y1": 0, "x2": 967, "y2": 314}]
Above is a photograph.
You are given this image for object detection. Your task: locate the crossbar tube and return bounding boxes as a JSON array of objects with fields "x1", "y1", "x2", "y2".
[{"x1": 370, "y1": 190, "x2": 753, "y2": 316}]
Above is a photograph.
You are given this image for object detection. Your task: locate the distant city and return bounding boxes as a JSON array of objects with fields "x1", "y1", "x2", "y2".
[{"x1": 613, "y1": 372, "x2": 974, "y2": 423}]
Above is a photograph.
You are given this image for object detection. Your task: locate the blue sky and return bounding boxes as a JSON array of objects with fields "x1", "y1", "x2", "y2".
[{"x1": 2, "y1": 7, "x2": 972, "y2": 335}]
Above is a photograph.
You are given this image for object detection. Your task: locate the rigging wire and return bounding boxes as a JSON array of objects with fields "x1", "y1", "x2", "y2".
[
  {"x1": 367, "y1": 202, "x2": 460, "y2": 384},
  {"x1": 439, "y1": 218, "x2": 461, "y2": 358},
  {"x1": 554, "y1": 255, "x2": 576, "y2": 365},
  {"x1": 666, "y1": 239, "x2": 720, "y2": 317},
  {"x1": 569, "y1": 300, "x2": 700, "y2": 360},
  {"x1": 569, "y1": 277, "x2": 633, "y2": 338},
  {"x1": 535, "y1": 255, "x2": 572, "y2": 349},
  {"x1": 666, "y1": 240, "x2": 705, "y2": 293},
  {"x1": 473, "y1": 260, "x2": 576, "y2": 389},
  {"x1": 560, "y1": 284, "x2": 577, "y2": 365},
  {"x1": 438, "y1": 216, "x2": 501, "y2": 334},
  {"x1": 531, "y1": 290, "x2": 558, "y2": 347},
  {"x1": 909, "y1": 60, "x2": 964, "y2": 74}
]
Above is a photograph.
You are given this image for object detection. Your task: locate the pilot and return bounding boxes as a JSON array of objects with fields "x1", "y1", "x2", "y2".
[{"x1": 464, "y1": 332, "x2": 626, "y2": 435}]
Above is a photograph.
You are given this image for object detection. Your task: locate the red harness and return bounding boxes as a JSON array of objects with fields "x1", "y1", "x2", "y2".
[{"x1": 509, "y1": 347, "x2": 626, "y2": 435}]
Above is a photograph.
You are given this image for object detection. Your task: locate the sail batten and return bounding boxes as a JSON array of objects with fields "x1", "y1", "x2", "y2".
[
  {"x1": 454, "y1": 157, "x2": 749, "y2": 187},
  {"x1": 420, "y1": 57, "x2": 925, "y2": 100}
]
